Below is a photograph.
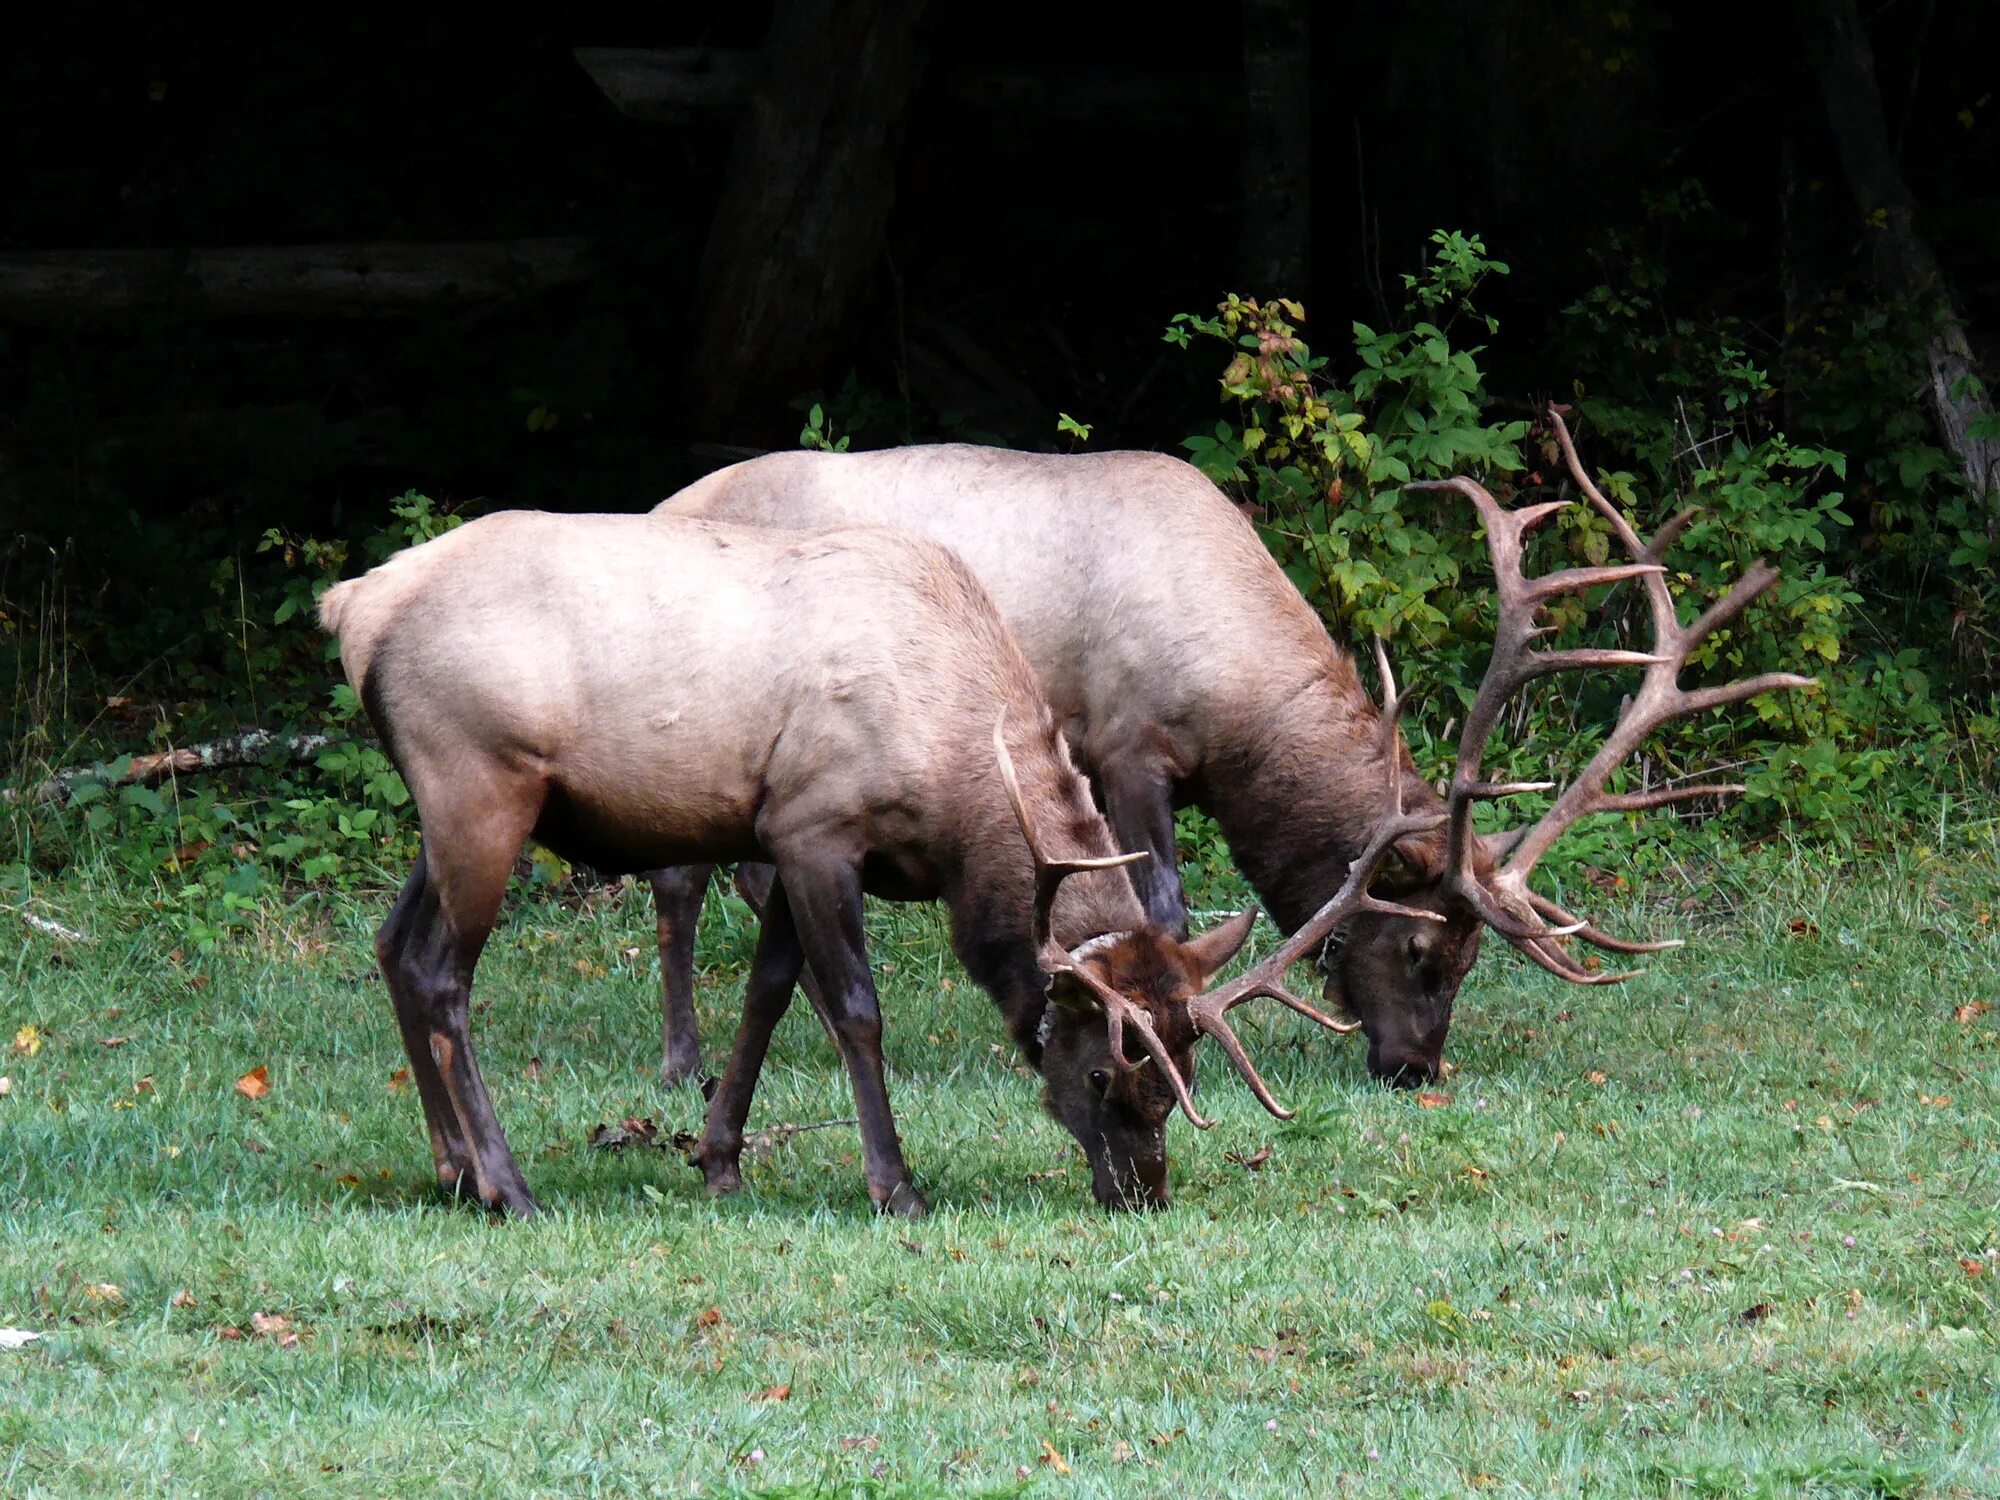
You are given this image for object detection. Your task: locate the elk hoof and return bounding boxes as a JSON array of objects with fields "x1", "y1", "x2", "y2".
[
  {"x1": 695, "y1": 1147, "x2": 743, "y2": 1196},
  {"x1": 879, "y1": 1181, "x2": 929, "y2": 1219},
  {"x1": 659, "y1": 1058, "x2": 712, "y2": 1095}
]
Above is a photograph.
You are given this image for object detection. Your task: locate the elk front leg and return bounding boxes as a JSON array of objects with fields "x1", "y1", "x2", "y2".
[
  {"x1": 1096, "y1": 755, "x2": 1189, "y2": 937},
  {"x1": 774, "y1": 855, "x2": 926, "y2": 1217},
  {"x1": 696, "y1": 876, "x2": 806, "y2": 1197},
  {"x1": 648, "y1": 864, "x2": 714, "y2": 1088}
]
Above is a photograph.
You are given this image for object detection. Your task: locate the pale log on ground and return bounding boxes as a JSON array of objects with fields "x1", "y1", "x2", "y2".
[{"x1": 4, "y1": 729, "x2": 340, "y2": 806}]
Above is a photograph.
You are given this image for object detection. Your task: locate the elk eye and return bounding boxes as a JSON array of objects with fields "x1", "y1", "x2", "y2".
[{"x1": 1088, "y1": 1069, "x2": 1110, "y2": 1095}]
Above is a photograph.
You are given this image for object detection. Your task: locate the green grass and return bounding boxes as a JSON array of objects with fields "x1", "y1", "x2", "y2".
[{"x1": 2, "y1": 849, "x2": 1997, "y2": 1497}]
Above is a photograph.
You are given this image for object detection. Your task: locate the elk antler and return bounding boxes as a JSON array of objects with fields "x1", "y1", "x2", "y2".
[
  {"x1": 990, "y1": 718, "x2": 1208, "y2": 1122},
  {"x1": 1406, "y1": 407, "x2": 1815, "y2": 983},
  {"x1": 1183, "y1": 644, "x2": 1448, "y2": 1120}
]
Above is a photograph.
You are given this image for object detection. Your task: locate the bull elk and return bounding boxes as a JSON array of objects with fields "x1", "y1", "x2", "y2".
[
  {"x1": 317, "y1": 512, "x2": 1407, "y2": 1216},
  {"x1": 649, "y1": 405, "x2": 1811, "y2": 1085}
]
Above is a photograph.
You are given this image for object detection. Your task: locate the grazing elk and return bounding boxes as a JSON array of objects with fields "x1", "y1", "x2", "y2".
[
  {"x1": 648, "y1": 406, "x2": 1811, "y2": 1087},
  {"x1": 318, "y1": 511, "x2": 1377, "y2": 1217}
]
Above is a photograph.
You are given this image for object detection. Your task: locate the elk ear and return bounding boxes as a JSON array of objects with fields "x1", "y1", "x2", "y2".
[
  {"x1": 1044, "y1": 967, "x2": 1103, "y2": 1012},
  {"x1": 1181, "y1": 906, "x2": 1259, "y2": 980}
]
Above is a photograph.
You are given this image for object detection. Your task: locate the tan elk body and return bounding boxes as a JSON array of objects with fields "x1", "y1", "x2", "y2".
[{"x1": 317, "y1": 510, "x2": 1297, "y2": 1216}]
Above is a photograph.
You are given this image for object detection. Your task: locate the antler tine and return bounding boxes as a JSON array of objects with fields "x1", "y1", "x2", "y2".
[
  {"x1": 991, "y1": 716, "x2": 1148, "y2": 967},
  {"x1": 1491, "y1": 409, "x2": 1816, "y2": 886},
  {"x1": 1524, "y1": 890, "x2": 1681, "y2": 955},
  {"x1": 1370, "y1": 636, "x2": 1406, "y2": 816},
  {"x1": 1401, "y1": 476, "x2": 1664, "y2": 941}
]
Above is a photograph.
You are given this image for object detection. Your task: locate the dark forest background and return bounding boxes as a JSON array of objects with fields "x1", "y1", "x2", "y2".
[{"x1": 4, "y1": 0, "x2": 1998, "y2": 922}]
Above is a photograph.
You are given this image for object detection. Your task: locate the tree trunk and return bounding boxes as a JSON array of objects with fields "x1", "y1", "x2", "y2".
[
  {"x1": 1239, "y1": 0, "x2": 1312, "y2": 296},
  {"x1": 0, "y1": 239, "x2": 595, "y2": 321},
  {"x1": 685, "y1": 0, "x2": 930, "y2": 439},
  {"x1": 1798, "y1": 0, "x2": 1999, "y2": 521}
]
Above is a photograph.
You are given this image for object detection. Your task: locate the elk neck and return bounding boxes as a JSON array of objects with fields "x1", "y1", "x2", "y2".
[{"x1": 1196, "y1": 657, "x2": 1450, "y2": 936}]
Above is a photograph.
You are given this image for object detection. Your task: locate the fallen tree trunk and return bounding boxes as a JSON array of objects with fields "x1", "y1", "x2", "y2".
[
  {"x1": 4, "y1": 729, "x2": 343, "y2": 806},
  {"x1": 0, "y1": 238, "x2": 595, "y2": 321},
  {"x1": 573, "y1": 47, "x2": 1229, "y2": 130}
]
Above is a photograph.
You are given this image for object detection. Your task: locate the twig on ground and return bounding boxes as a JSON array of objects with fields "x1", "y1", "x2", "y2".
[{"x1": 2, "y1": 903, "x2": 90, "y2": 944}]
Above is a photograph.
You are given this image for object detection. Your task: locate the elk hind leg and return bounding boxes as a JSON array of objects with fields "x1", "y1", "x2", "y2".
[{"x1": 390, "y1": 768, "x2": 544, "y2": 1216}]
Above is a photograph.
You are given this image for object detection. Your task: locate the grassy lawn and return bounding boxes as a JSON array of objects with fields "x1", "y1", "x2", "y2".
[{"x1": 2, "y1": 847, "x2": 1997, "y2": 1497}]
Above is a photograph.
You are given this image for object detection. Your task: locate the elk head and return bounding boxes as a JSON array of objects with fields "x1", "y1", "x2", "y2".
[
  {"x1": 1322, "y1": 404, "x2": 1814, "y2": 1085},
  {"x1": 996, "y1": 715, "x2": 1444, "y2": 1207}
]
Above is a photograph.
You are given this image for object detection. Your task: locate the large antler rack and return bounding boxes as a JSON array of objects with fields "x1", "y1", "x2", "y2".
[
  {"x1": 1406, "y1": 406, "x2": 1815, "y2": 983},
  {"x1": 1182, "y1": 641, "x2": 1449, "y2": 1121}
]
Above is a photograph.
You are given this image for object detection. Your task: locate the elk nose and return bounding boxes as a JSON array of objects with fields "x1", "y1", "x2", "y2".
[
  {"x1": 1369, "y1": 1052, "x2": 1440, "y2": 1090},
  {"x1": 1095, "y1": 1156, "x2": 1170, "y2": 1211}
]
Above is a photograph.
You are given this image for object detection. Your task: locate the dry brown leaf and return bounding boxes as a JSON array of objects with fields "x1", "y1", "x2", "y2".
[
  {"x1": 387, "y1": 1068, "x2": 411, "y2": 1091},
  {"x1": 12, "y1": 1026, "x2": 43, "y2": 1057},
  {"x1": 1953, "y1": 1001, "x2": 1990, "y2": 1024},
  {"x1": 693, "y1": 1307, "x2": 723, "y2": 1329},
  {"x1": 250, "y1": 1311, "x2": 300, "y2": 1348},
  {"x1": 753, "y1": 1384, "x2": 792, "y2": 1402},
  {"x1": 588, "y1": 1117, "x2": 658, "y2": 1151},
  {"x1": 1739, "y1": 1301, "x2": 1773, "y2": 1323},
  {"x1": 82, "y1": 1282, "x2": 122, "y2": 1304},
  {"x1": 97, "y1": 1036, "x2": 128, "y2": 1048},
  {"x1": 1110, "y1": 1439, "x2": 1137, "y2": 1463},
  {"x1": 1961, "y1": 1259, "x2": 1986, "y2": 1278},
  {"x1": 133, "y1": 1076, "x2": 154, "y2": 1095},
  {"x1": 1415, "y1": 1092, "x2": 1452, "y2": 1109},
  {"x1": 336, "y1": 1173, "x2": 362, "y2": 1189},
  {"x1": 838, "y1": 1435, "x2": 880, "y2": 1453},
  {"x1": 171, "y1": 1289, "x2": 197, "y2": 1309},
  {"x1": 213, "y1": 1324, "x2": 243, "y2": 1340},
  {"x1": 1038, "y1": 1440, "x2": 1070, "y2": 1475},
  {"x1": 234, "y1": 1066, "x2": 270, "y2": 1100},
  {"x1": 1225, "y1": 1145, "x2": 1273, "y2": 1172}
]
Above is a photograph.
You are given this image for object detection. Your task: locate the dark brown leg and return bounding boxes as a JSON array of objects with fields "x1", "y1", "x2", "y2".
[
  {"x1": 696, "y1": 875, "x2": 807, "y2": 1197},
  {"x1": 381, "y1": 776, "x2": 542, "y2": 1217},
  {"x1": 734, "y1": 860, "x2": 841, "y2": 1050},
  {"x1": 775, "y1": 855, "x2": 926, "y2": 1217},
  {"x1": 376, "y1": 847, "x2": 474, "y2": 1193},
  {"x1": 1097, "y1": 755, "x2": 1189, "y2": 937},
  {"x1": 648, "y1": 864, "x2": 713, "y2": 1087}
]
